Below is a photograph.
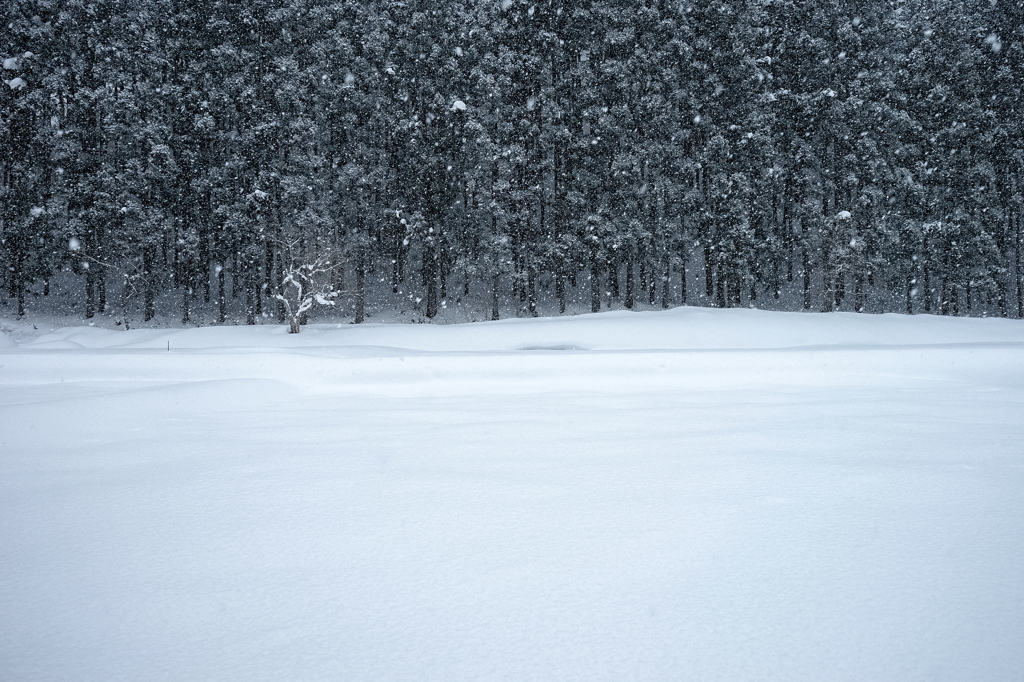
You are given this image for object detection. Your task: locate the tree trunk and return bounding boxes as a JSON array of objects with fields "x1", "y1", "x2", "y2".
[
  {"x1": 424, "y1": 242, "x2": 438, "y2": 319},
  {"x1": 802, "y1": 244, "x2": 811, "y2": 310},
  {"x1": 122, "y1": 274, "x2": 132, "y2": 330},
  {"x1": 182, "y1": 280, "x2": 190, "y2": 324},
  {"x1": 527, "y1": 265, "x2": 537, "y2": 316},
  {"x1": 440, "y1": 253, "x2": 448, "y2": 302},
  {"x1": 800, "y1": 214, "x2": 812, "y2": 310},
  {"x1": 355, "y1": 248, "x2": 366, "y2": 324},
  {"x1": 661, "y1": 258, "x2": 670, "y2": 309},
  {"x1": 923, "y1": 265, "x2": 932, "y2": 313},
  {"x1": 704, "y1": 244, "x2": 714, "y2": 299},
  {"x1": 590, "y1": 261, "x2": 601, "y2": 313},
  {"x1": 202, "y1": 238, "x2": 211, "y2": 304},
  {"x1": 392, "y1": 252, "x2": 401, "y2": 293},
  {"x1": 624, "y1": 261, "x2": 634, "y2": 309},
  {"x1": 143, "y1": 245, "x2": 155, "y2": 322},
  {"x1": 491, "y1": 274, "x2": 500, "y2": 321},
  {"x1": 265, "y1": 239, "x2": 274, "y2": 303},
  {"x1": 245, "y1": 259, "x2": 256, "y2": 325},
  {"x1": 648, "y1": 262, "x2": 656, "y2": 305},
  {"x1": 1016, "y1": 213, "x2": 1023, "y2": 318},
  {"x1": 275, "y1": 247, "x2": 286, "y2": 322},
  {"x1": 97, "y1": 267, "x2": 106, "y2": 313},
  {"x1": 822, "y1": 263, "x2": 835, "y2": 313},
  {"x1": 15, "y1": 262, "x2": 25, "y2": 318},
  {"x1": 85, "y1": 266, "x2": 95, "y2": 319},
  {"x1": 679, "y1": 254, "x2": 687, "y2": 305},
  {"x1": 555, "y1": 267, "x2": 566, "y2": 314},
  {"x1": 217, "y1": 267, "x2": 226, "y2": 324}
]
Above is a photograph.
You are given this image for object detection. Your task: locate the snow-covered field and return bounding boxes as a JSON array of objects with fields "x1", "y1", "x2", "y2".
[{"x1": 2, "y1": 308, "x2": 1024, "y2": 681}]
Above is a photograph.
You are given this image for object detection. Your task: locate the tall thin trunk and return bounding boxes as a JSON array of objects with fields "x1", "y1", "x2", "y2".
[
  {"x1": 218, "y1": 267, "x2": 226, "y2": 324},
  {"x1": 425, "y1": 243, "x2": 438, "y2": 319},
  {"x1": 801, "y1": 246, "x2": 811, "y2": 310},
  {"x1": 590, "y1": 261, "x2": 601, "y2": 313},
  {"x1": 1016, "y1": 213, "x2": 1023, "y2": 318},
  {"x1": 265, "y1": 239, "x2": 274, "y2": 302},
  {"x1": 715, "y1": 264, "x2": 726, "y2": 308},
  {"x1": 355, "y1": 247, "x2": 366, "y2": 324},
  {"x1": 275, "y1": 247, "x2": 285, "y2": 322},
  {"x1": 85, "y1": 266, "x2": 95, "y2": 319},
  {"x1": 527, "y1": 265, "x2": 537, "y2": 316},
  {"x1": 648, "y1": 262, "x2": 656, "y2": 305},
  {"x1": 679, "y1": 254, "x2": 687, "y2": 305},
  {"x1": 143, "y1": 245, "x2": 155, "y2": 322},
  {"x1": 624, "y1": 261, "x2": 634, "y2": 309},
  {"x1": 440, "y1": 253, "x2": 448, "y2": 302},
  {"x1": 392, "y1": 251, "x2": 401, "y2": 293},
  {"x1": 182, "y1": 279, "x2": 190, "y2": 324},
  {"x1": 704, "y1": 245, "x2": 714, "y2": 299},
  {"x1": 97, "y1": 268, "x2": 106, "y2": 313},
  {"x1": 121, "y1": 274, "x2": 131, "y2": 330},
  {"x1": 661, "y1": 258, "x2": 670, "y2": 309},
  {"x1": 491, "y1": 274, "x2": 500, "y2": 321},
  {"x1": 253, "y1": 245, "x2": 263, "y2": 318},
  {"x1": 555, "y1": 267, "x2": 566, "y2": 314},
  {"x1": 245, "y1": 260, "x2": 256, "y2": 325},
  {"x1": 202, "y1": 236, "x2": 211, "y2": 304},
  {"x1": 15, "y1": 258, "x2": 25, "y2": 317},
  {"x1": 924, "y1": 265, "x2": 932, "y2": 313}
]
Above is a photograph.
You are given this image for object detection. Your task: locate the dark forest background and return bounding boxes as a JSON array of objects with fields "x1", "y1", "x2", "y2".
[{"x1": 2, "y1": 0, "x2": 1023, "y2": 325}]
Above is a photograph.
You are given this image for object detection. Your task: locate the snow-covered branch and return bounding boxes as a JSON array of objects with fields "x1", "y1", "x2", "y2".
[{"x1": 273, "y1": 239, "x2": 342, "y2": 333}]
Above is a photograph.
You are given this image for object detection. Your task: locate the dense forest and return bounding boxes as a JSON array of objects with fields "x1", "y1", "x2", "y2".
[{"x1": 2, "y1": 0, "x2": 1023, "y2": 328}]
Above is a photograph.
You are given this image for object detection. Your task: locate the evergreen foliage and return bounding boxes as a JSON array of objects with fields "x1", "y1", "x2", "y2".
[{"x1": 3, "y1": 0, "x2": 1022, "y2": 323}]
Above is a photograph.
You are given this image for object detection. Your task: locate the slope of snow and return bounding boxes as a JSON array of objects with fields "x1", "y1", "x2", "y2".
[{"x1": 2, "y1": 309, "x2": 1023, "y2": 681}]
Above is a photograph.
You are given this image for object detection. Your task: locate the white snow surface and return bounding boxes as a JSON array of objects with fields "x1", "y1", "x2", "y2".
[{"x1": 2, "y1": 307, "x2": 1024, "y2": 681}]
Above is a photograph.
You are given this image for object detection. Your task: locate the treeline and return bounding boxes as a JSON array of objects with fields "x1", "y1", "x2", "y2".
[{"x1": 2, "y1": 0, "x2": 1023, "y2": 325}]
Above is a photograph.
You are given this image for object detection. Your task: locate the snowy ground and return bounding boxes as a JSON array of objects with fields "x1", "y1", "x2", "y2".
[{"x1": 2, "y1": 308, "x2": 1024, "y2": 681}]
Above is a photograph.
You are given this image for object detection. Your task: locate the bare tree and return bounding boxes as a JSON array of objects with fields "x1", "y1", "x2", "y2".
[{"x1": 274, "y1": 239, "x2": 342, "y2": 333}]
